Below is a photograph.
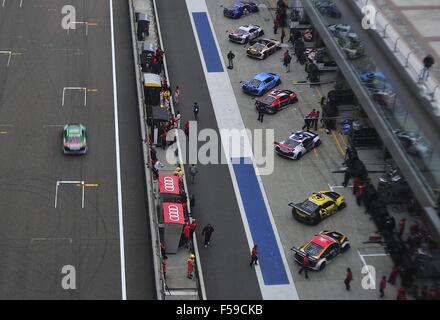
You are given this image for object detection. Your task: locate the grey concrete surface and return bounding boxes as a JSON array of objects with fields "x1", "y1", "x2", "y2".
[
  {"x1": 156, "y1": 0, "x2": 262, "y2": 300},
  {"x1": 0, "y1": 0, "x2": 153, "y2": 299},
  {"x1": 205, "y1": 0, "x2": 400, "y2": 299}
]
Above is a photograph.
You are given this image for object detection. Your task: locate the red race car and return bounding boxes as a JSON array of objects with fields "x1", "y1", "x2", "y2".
[{"x1": 255, "y1": 89, "x2": 298, "y2": 114}]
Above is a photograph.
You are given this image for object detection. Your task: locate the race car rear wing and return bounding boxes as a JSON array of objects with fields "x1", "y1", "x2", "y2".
[
  {"x1": 290, "y1": 247, "x2": 317, "y2": 262},
  {"x1": 288, "y1": 202, "x2": 314, "y2": 217}
]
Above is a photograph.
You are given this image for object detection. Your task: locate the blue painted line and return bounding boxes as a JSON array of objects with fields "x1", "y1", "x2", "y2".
[
  {"x1": 192, "y1": 12, "x2": 224, "y2": 73},
  {"x1": 232, "y1": 157, "x2": 289, "y2": 285}
]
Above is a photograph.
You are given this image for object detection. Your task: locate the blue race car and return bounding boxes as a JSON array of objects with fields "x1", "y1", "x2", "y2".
[
  {"x1": 242, "y1": 72, "x2": 281, "y2": 96},
  {"x1": 359, "y1": 71, "x2": 393, "y2": 92},
  {"x1": 223, "y1": 2, "x2": 259, "y2": 19}
]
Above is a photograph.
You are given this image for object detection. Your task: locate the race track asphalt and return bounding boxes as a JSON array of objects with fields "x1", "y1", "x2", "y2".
[
  {"x1": 156, "y1": 0, "x2": 262, "y2": 300},
  {"x1": 0, "y1": 0, "x2": 154, "y2": 299}
]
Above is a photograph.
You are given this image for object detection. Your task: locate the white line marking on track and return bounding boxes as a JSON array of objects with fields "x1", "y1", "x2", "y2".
[
  {"x1": 62, "y1": 87, "x2": 87, "y2": 107},
  {"x1": 164, "y1": 290, "x2": 199, "y2": 296},
  {"x1": 109, "y1": 0, "x2": 127, "y2": 301},
  {"x1": 54, "y1": 181, "x2": 59, "y2": 208},
  {"x1": 31, "y1": 238, "x2": 72, "y2": 243},
  {"x1": 0, "y1": 51, "x2": 12, "y2": 67},
  {"x1": 81, "y1": 182, "x2": 85, "y2": 209},
  {"x1": 360, "y1": 253, "x2": 389, "y2": 257},
  {"x1": 328, "y1": 185, "x2": 353, "y2": 189},
  {"x1": 55, "y1": 181, "x2": 85, "y2": 208},
  {"x1": 43, "y1": 124, "x2": 64, "y2": 128}
]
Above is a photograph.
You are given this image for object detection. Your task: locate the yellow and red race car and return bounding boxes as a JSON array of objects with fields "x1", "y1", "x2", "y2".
[
  {"x1": 291, "y1": 230, "x2": 350, "y2": 271},
  {"x1": 288, "y1": 191, "x2": 345, "y2": 225}
]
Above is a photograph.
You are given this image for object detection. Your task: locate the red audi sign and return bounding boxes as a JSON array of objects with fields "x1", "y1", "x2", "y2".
[
  {"x1": 163, "y1": 202, "x2": 184, "y2": 225},
  {"x1": 159, "y1": 174, "x2": 180, "y2": 195}
]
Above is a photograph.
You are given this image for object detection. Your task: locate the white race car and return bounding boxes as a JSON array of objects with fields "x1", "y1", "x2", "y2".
[
  {"x1": 274, "y1": 131, "x2": 321, "y2": 160},
  {"x1": 228, "y1": 24, "x2": 264, "y2": 44}
]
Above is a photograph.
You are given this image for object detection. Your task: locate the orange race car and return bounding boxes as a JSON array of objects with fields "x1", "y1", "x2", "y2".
[{"x1": 291, "y1": 230, "x2": 350, "y2": 271}]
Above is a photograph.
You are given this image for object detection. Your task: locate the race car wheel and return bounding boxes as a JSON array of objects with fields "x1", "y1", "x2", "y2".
[
  {"x1": 319, "y1": 261, "x2": 326, "y2": 271},
  {"x1": 314, "y1": 140, "x2": 321, "y2": 147},
  {"x1": 259, "y1": 30, "x2": 264, "y2": 36},
  {"x1": 276, "y1": 79, "x2": 281, "y2": 86},
  {"x1": 295, "y1": 152, "x2": 302, "y2": 160},
  {"x1": 312, "y1": 216, "x2": 321, "y2": 225},
  {"x1": 341, "y1": 243, "x2": 350, "y2": 253},
  {"x1": 338, "y1": 202, "x2": 346, "y2": 210}
]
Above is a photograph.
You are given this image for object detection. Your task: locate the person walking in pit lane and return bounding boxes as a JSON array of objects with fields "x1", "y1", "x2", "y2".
[
  {"x1": 173, "y1": 85, "x2": 180, "y2": 105},
  {"x1": 302, "y1": 109, "x2": 317, "y2": 131},
  {"x1": 311, "y1": 110, "x2": 320, "y2": 131},
  {"x1": 281, "y1": 28, "x2": 286, "y2": 43},
  {"x1": 257, "y1": 108, "x2": 265, "y2": 123},
  {"x1": 183, "y1": 222, "x2": 191, "y2": 249},
  {"x1": 283, "y1": 51, "x2": 292, "y2": 73},
  {"x1": 187, "y1": 254, "x2": 195, "y2": 279},
  {"x1": 298, "y1": 254, "x2": 310, "y2": 279},
  {"x1": 227, "y1": 51, "x2": 235, "y2": 69},
  {"x1": 190, "y1": 194, "x2": 196, "y2": 210},
  {"x1": 344, "y1": 268, "x2": 353, "y2": 290},
  {"x1": 189, "y1": 164, "x2": 198, "y2": 184},
  {"x1": 379, "y1": 275, "x2": 387, "y2": 298},
  {"x1": 250, "y1": 245, "x2": 258, "y2": 266},
  {"x1": 189, "y1": 218, "x2": 197, "y2": 239},
  {"x1": 273, "y1": 14, "x2": 280, "y2": 34},
  {"x1": 202, "y1": 223, "x2": 214, "y2": 247}
]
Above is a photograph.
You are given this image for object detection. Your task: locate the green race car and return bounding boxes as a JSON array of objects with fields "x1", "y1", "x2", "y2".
[{"x1": 63, "y1": 124, "x2": 87, "y2": 154}]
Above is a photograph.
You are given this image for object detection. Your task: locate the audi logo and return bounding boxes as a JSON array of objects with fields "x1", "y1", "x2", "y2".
[
  {"x1": 163, "y1": 176, "x2": 176, "y2": 192},
  {"x1": 166, "y1": 204, "x2": 181, "y2": 222}
]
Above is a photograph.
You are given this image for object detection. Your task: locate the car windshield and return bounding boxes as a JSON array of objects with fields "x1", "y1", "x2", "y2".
[
  {"x1": 284, "y1": 138, "x2": 300, "y2": 148},
  {"x1": 262, "y1": 95, "x2": 276, "y2": 104},
  {"x1": 67, "y1": 134, "x2": 81, "y2": 143},
  {"x1": 304, "y1": 242, "x2": 324, "y2": 257},
  {"x1": 249, "y1": 79, "x2": 261, "y2": 87},
  {"x1": 235, "y1": 29, "x2": 247, "y2": 35},
  {"x1": 252, "y1": 43, "x2": 265, "y2": 50}
]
